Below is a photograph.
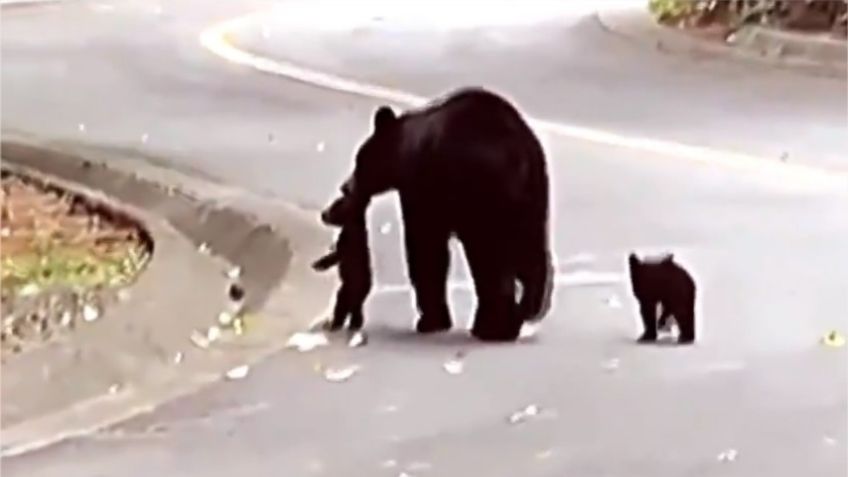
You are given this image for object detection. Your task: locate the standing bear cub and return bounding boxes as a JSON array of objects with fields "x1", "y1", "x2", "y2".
[
  {"x1": 340, "y1": 87, "x2": 554, "y2": 342},
  {"x1": 628, "y1": 253, "x2": 697, "y2": 344}
]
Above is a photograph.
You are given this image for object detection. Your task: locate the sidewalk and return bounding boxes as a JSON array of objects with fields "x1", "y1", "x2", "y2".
[
  {"x1": 0, "y1": 138, "x2": 336, "y2": 457},
  {"x1": 596, "y1": 5, "x2": 847, "y2": 78}
]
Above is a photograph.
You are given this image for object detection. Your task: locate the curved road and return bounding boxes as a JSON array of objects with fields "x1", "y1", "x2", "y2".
[{"x1": 3, "y1": 1, "x2": 847, "y2": 476}]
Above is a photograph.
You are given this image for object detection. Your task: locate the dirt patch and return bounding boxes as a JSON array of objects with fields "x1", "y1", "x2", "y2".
[{"x1": 0, "y1": 169, "x2": 152, "y2": 360}]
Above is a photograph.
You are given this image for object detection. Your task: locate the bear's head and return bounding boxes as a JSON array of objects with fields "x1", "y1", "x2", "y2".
[{"x1": 342, "y1": 105, "x2": 400, "y2": 200}]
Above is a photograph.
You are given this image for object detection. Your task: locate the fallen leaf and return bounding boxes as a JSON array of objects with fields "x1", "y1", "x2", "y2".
[
  {"x1": 286, "y1": 331, "x2": 329, "y2": 352},
  {"x1": 323, "y1": 365, "x2": 360, "y2": 383},
  {"x1": 821, "y1": 330, "x2": 845, "y2": 348},
  {"x1": 225, "y1": 365, "x2": 250, "y2": 380}
]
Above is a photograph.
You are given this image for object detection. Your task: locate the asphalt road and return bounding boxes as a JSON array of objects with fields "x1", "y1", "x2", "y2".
[{"x1": 2, "y1": 1, "x2": 847, "y2": 476}]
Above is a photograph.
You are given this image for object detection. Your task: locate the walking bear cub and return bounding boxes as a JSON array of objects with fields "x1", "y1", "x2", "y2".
[
  {"x1": 312, "y1": 192, "x2": 372, "y2": 332},
  {"x1": 628, "y1": 253, "x2": 697, "y2": 345}
]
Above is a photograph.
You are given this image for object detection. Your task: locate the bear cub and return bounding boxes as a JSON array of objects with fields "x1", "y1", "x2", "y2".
[
  {"x1": 312, "y1": 192, "x2": 372, "y2": 332},
  {"x1": 628, "y1": 253, "x2": 697, "y2": 345}
]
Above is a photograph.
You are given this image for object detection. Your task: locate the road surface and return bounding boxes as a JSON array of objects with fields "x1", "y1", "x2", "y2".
[{"x1": 2, "y1": 1, "x2": 847, "y2": 476}]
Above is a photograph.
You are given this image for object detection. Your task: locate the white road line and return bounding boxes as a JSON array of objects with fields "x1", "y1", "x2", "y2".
[{"x1": 199, "y1": 11, "x2": 848, "y2": 191}]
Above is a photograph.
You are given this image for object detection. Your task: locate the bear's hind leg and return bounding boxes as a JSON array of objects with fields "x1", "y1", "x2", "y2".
[{"x1": 463, "y1": 232, "x2": 522, "y2": 342}]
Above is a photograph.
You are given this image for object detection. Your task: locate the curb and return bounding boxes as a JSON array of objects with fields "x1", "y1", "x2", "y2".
[
  {"x1": 596, "y1": 8, "x2": 847, "y2": 78},
  {"x1": 0, "y1": 137, "x2": 337, "y2": 457}
]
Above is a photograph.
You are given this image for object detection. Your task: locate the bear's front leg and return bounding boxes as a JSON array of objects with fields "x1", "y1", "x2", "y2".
[{"x1": 401, "y1": 200, "x2": 452, "y2": 333}]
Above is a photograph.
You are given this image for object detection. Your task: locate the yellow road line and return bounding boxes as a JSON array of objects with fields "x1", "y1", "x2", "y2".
[{"x1": 199, "y1": 11, "x2": 848, "y2": 191}]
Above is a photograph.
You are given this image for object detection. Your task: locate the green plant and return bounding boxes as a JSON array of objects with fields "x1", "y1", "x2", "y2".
[{"x1": 648, "y1": 0, "x2": 697, "y2": 23}]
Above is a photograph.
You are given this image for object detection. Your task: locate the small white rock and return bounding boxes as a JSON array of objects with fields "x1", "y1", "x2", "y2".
[
  {"x1": 218, "y1": 311, "x2": 234, "y2": 327},
  {"x1": 173, "y1": 351, "x2": 184, "y2": 364},
  {"x1": 348, "y1": 331, "x2": 367, "y2": 348},
  {"x1": 108, "y1": 384, "x2": 121, "y2": 394},
  {"x1": 442, "y1": 358, "x2": 464, "y2": 375},
  {"x1": 323, "y1": 365, "x2": 360, "y2": 383},
  {"x1": 206, "y1": 326, "x2": 222, "y2": 342},
  {"x1": 78, "y1": 123, "x2": 86, "y2": 132},
  {"x1": 190, "y1": 330, "x2": 210, "y2": 349},
  {"x1": 602, "y1": 358, "x2": 620, "y2": 372},
  {"x1": 225, "y1": 364, "x2": 250, "y2": 380},
  {"x1": 60, "y1": 311, "x2": 73, "y2": 327},
  {"x1": 717, "y1": 448, "x2": 738, "y2": 462},
  {"x1": 604, "y1": 295, "x2": 622, "y2": 309},
  {"x1": 508, "y1": 404, "x2": 540, "y2": 424},
  {"x1": 83, "y1": 304, "x2": 100, "y2": 322},
  {"x1": 117, "y1": 289, "x2": 131, "y2": 302},
  {"x1": 316, "y1": 141, "x2": 326, "y2": 152},
  {"x1": 227, "y1": 266, "x2": 242, "y2": 279},
  {"x1": 197, "y1": 242, "x2": 210, "y2": 254}
]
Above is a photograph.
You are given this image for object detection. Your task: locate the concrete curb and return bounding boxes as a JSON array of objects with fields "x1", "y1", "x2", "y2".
[
  {"x1": 596, "y1": 8, "x2": 847, "y2": 78},
  {"x1": 0, "y1": 136, "x2": 337, "y2": 457}
]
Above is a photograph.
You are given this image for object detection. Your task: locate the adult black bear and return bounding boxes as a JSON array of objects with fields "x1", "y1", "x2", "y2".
[
  {"x1": 312, "y1": 192, "x2": 372, "y2": 332},
  {"x1": 628, "y1": 253, "x2": 697, "y2": 344},
  {"x1": 341, "y1": 87, "x2": 553, "y2": 342}
]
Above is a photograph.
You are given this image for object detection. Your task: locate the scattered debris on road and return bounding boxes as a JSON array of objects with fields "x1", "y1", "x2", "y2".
[
  {"x1": 508, "y1": 404, "x2": 540, "y2": 424},
  {"x1": 226, "y1": 266, "x2": 241, "y2": 280},
  {"x1": 717, "y1": 448, "x2": 738, "y2": 462},
  {"x1": 225, "y1": 364, "x2": 250, "y2": 380},
  {"x1": 442, "y1": 352, "x2": 465, "y2": 375},
  {"x1": 604, "y1": 294, "x2": 623, "y2": 309},
  {"x1": 602, "y1": 357, "x2": 621, "y2": 373},
  {"x1": 286, "y1": 331, "x2": 329, "y2": 352},
  {"x1": 323, "y1": 364, "x2": 360, "y2": 383}
]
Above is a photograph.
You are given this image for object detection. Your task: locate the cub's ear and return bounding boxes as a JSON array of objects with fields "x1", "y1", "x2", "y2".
[
  {"x1": 373, "y1": 106, "x2": 397, "y2": 131},
  {"x1": 628, "y1": 253, "x2": 640, "y2": 268}
]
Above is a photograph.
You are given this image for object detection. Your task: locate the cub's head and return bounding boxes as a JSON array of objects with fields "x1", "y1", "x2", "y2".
[
  {"x1": 341, "y1": 106, "x2": 401, "y2": 200},
  {"x1": 321, "y1": 192, "x2": 368, "y2": 227}
]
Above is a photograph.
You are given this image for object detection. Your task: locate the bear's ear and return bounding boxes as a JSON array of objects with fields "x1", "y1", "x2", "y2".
[{"x1": 373, "y1": 106, "x2": 397, "y2": 131}]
